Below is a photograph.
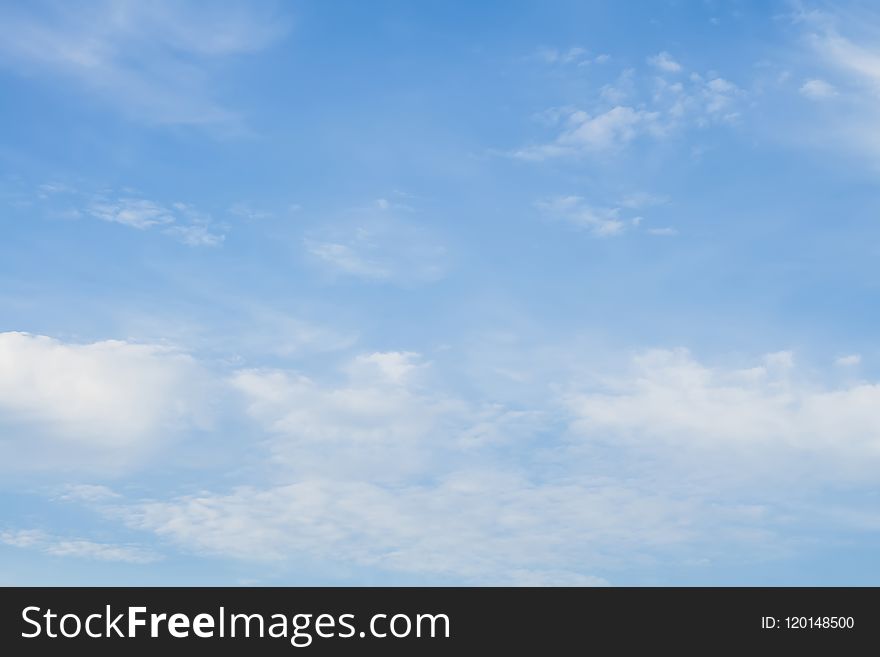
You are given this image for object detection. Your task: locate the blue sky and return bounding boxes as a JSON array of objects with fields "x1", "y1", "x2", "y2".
[{"x1": 2, "y1": 0, "x2": 880, "y2": 585}]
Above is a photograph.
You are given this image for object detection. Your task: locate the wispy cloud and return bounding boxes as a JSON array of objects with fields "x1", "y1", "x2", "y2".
[
  {"x1": 164, "y1": 219, "x2": 225, "y2": 247},
  {"x1": 535, "y1": 195, "x2": 629, "y2": 236},
  {"x1": 0, "y1": 0, "x2": 287, "y2": 126},
  {"x1": 532, "y1": 46, "x2": 609, "y2": 67},
  {"x1": 791, "y1": 6, "x2": 880, "y2": 159},
  {"x1": 105, "y1": 475, "x2": 687, "y2": 582},
  {"x1": 514, "y1": 57, "x2": 744, "y2": 160},
  {"x1": 304, "y1": 206, "x2": 447, "y2": 284},
  {"x1": 800, "y1": 78, "x2": 837, "y2": 99},
  {"x1": 835, "y1": 353, "x2": 861, "y2": 367},
  {"x1": 88, "y1": 198, "x2": 175, "y2": 229},
  {"x1": 86, "y1": 195, "x2": 225, "y2": 246},
  {"x1": 647, "y1": 227, "x2": 677, "y2": 236},
  {"x1": 1, "y1": 529, "x2": 159, "y2": 564},
  {"x1": 535, "y1": 194, "x2": 672, "y2": 237},
  {"x1": 515, "y1": 106, "x2": 661, "y2": 159},
  {"x1": 27, "y1": 337, "x2": 880, "y2": 582},
  {"x1": 229, "y1": 202, "x2": 273, "y2": 221}
]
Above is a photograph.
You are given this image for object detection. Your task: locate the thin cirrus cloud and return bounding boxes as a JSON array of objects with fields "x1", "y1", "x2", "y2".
[
  {"x1": 0, "y1": 0, "x2": 287, "y2": 126},
  {"x1": 98, "y1": 474, "x2": 692, "y2": 584},
  {"x1": 30, "y1": 181, "x2": 227, "y2": 246},
  {"x1": 66, "y1": 460, "x2": 801, "y2": 584},
  {"x1": 532, "y1": 46, "x2": 610, "y2": 67},
  {"x1": 794, "y1": 7, "x2": 880, "y2": 159},
  {"x1": 534, "y1": 195, "x2": 675, "y2": 237},
  {"x1": 87, "y1": 195, "x2": 226, "y2": 246},
  {"x1": 0, "y1": 529, "x2": 159, "y2": 564},
  {"x1": 535, "y1": 195, "x2": 630, "y2": 237},
  {"x1": 304, "y1": 210, "x2": 448, "y2": 284}
]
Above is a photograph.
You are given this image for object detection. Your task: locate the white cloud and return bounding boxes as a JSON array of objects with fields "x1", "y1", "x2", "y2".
[
  {"x1": 47, "y1": 341, "x2": 880, "y2": 582},
  {"x1": 566, "y1": 348, "x2": 880, "y2": 483},
  {"x1": 535, "y1": 195, "x2": 631, "y2": 236},
  {"x1": 647, "y1": 227, "x2": 677, "y2": 236},
  {"x1": 516, "y1": 106, "x2": 661, "y2": 160},
  {"x1": 795, "y1": 12, "x2": 880, "y2": 159},
  {"x1": 835, "y1": 354, "x2": 861, "y2": 367},
  {"x1": 533, "y1": 46, "x2": 594, "y2": 66},
  {"x1": 88, "y1": 198, "x2": 174, "y2": 229},
  {"x1": 86, "y1": 195, "x2": 225, "y2": 246},
  {"x1": 0, "y1": 332, "x2": 210, "y2": 465},
  {"x1": 686, "y1": 74, "x2": 744, "y2": 123},
  {"x1": 164, "y1": 221, "x2": 225, "y2": 247},
  {"x1": 0, "y1": 529, "x2": 45, "y2": 548},
  {"x1": 347, "y1": 351, "x2": 425, "y2": 385},
  {"x1": 228, "y1": 348, "x2": 550, "y2": 482},
  {"x1": 230, "y1": 353, "x2": 461, "y2": 480},
  {"x1": 118, "y1": 305, "x2": 357, "y2": 362},
  {"x1": 38, "y1": 181, "x2": 75, "y2": 196},
  {"x1": 648, "y1": 51, "x2": 682, "y2": 73},
  {"x1": 304, "y1": 214, "x2": 447, "y2": 284},
  {"x1": 812, "y1": 30, "x2": 880, "y2": 86},
  {"x1": 59, "y1": 484, "x2": 121, "y2": 503},
  {"x1": 563, "y1": 106, "x2": 658, "y2": 150},
  {"x1": 229, "y1": 202, "x2": 272, "y2": 221},
  {"x1": 0, "y1": 0, "x2": 286, "y2": 126},
  {"x1": 600, "y1": 68, "x2": 636, "y2": 104},
  {"x1": 106, "y1": 473, "x2": 702, "y2": 583},
  {"x1": 305, "y1": 240, "x2": 390, "y2": 279},
  {"x1": 619, "y1": 191, "x2": 668, "y2": 209},
  {"x1": 1, "y1": 529, "x2": 158, "y2": 564},
  {"x1": 516, "y1": 64, "x2": 744, "y2": 160},
  {"x1": 800, "y1": 78, "x2": 837, "y2": 99}
]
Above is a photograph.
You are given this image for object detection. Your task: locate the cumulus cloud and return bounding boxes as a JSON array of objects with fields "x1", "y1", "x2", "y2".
[
  {"x1": 835, "y1": 354, "x2": 861, "y2": 367},
  {"x1": 800, "y1": 78, "x2": 837, "y2": 99},
  {"x1": 566, "y1": 348, "x2": 880, "y2": 484},
  {"x1": 0, "y1": 332, "x2": 210, "y2": 467},
  {"x1": 45, "y1": 341, "x2": 880, "y2": 582},
  {"x1": 347, "y1": 351, "x2": 426, "y2": 385},
  {"x1": 231, "y1": 352, "x2": 465, "y2": 479},
  {"x1": 647, "y1": 51, "x2": 682, "y2": 73}
]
